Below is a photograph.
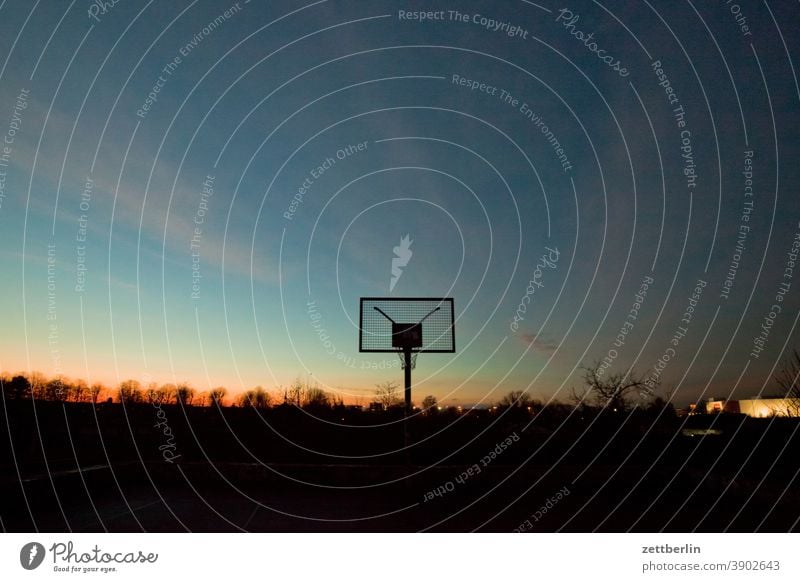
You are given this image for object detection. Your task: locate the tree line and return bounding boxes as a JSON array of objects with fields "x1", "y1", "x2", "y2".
[
  {"x1": 0, "y1": 373, "x2": 339, "y2": 408},
  {"x1": 0, "y1": 362, "x2": 676, "y2": 414}
]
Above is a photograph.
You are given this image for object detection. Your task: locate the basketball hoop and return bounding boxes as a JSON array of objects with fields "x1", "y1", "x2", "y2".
[
  {"x1": 359, "y1": 297, "x2": 455, "y2": 411},
  {"x1": 360, "y1": 297, "x2": 455, "y2": 456}
]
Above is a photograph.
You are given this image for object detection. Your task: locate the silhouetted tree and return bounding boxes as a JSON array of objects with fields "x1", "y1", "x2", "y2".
[
  {"x1": 44, "y1": 377, "x2": 68, "y2": 401},
  {"x1": 118, "y1": 380, "x2": 143, "y2": 404},
  {"x1": 774, "y1": 348, "x2": 800, "y2": 416},
  {"x1": 375, "y1": 381, "x2": 401, "y2": 410},
  {"x1": 421, "y1": 395, "x2": 438, "y2": 414},
  {"x1": 209, "y1": 387, "x2": 227, "y2": 406},
  {"x1": 303, "y1": 386, "x2": 330, "y2": 409},
  {"x1": 175, "y1": 383, "x2": 195, "y2": 406},
  {"x1": 145, "y1": 383, "x2": 164, "y2": 405},
  {"x1": 151, "y1": 384, "x2": 175, "y2": 404},
  {"x1": 240, "y1": 386, "x2": 271, "y2": 408},
  {"x1": 89, "y1": 383, "x2": 104, "y2": 404},
  {"x1": 331, "y1": 393, "x2": 345, "y2": 410},
  {"x1": 5, "y1": 375, "x2": 31, "y2": 400},
  {"x1": 499, "y1": 390, "x2": 536, "y2": 409},
  {"x1": 288, "y1": 377, "x2": 312, "y2": 406},
  {"x1": 72, "y1": 379, "x2": 88, "y2": 402},
  {"x1": 29, "y1": 372, "x2": 48, "y2": 399},
  {"x1": 575, "y1": 362, "x2": 651, "y2": 412}
]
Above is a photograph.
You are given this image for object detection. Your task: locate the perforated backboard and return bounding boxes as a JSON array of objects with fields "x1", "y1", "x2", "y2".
[{"x1": 359, "y1": 297, "x2": 455, "y2": 353}]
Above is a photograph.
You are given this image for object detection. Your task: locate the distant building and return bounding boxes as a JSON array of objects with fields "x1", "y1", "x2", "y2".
[
  {"x1": 736, "y1": 398, "x2": 799, "y2": 418},
  {"x1": 703, "y1": 397, "x2": 799, "y2": 417},
  {"x1": 705, "y1": 398, "x2": 738, "y2": 414}
]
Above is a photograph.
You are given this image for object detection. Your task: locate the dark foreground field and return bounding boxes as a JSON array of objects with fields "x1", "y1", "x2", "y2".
[{"x1": 1, "y1": 401, "x2": 799, "y2": 532}]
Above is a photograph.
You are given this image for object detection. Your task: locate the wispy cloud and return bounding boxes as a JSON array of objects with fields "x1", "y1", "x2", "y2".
[{"x1": 520, "y1": 333, "x2": 559, "y2": 353}]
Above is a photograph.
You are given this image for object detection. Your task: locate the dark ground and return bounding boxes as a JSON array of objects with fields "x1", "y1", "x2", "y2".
[{"x1": 1, "y1": 400, "x2": 799, "y2": 532}]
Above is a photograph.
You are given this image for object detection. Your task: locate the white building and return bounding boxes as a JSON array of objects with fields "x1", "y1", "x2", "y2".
[{"x1": 704, "y1": 397, "x2": 800, "y2": 417}]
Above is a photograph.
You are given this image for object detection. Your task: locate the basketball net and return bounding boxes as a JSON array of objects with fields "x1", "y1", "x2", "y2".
[{"x1": 397, "y1": 349, "x2": 418, "y2": 370}]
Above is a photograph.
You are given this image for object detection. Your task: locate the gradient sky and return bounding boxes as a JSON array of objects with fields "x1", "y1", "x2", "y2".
[{"x1": 1, "y1": 0, "x2": 799, "y2": 407}]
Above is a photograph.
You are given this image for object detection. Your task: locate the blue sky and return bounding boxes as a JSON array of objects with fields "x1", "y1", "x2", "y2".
[{"x1": 1, "y1": 0, "x2": 799, "y2": 406}]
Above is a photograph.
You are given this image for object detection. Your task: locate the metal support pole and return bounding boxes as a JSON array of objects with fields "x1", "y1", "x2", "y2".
[
  {"x1": 404, "y1": 347, "x2": 412, "y2": 412},
  {"x1": 403, "y1": 347, "x2": 412, "y2": 462}
]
